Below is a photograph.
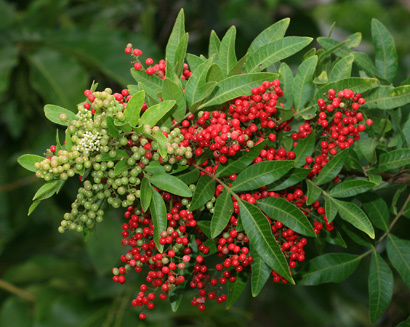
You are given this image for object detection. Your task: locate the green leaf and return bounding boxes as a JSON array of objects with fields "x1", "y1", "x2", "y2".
[
  {"x1": 211, "y1": 189, "x2": 234, "y2": 238},
  {"x1": 17, "y1": 154, "x2": 44, "y2": 172},
  {"x1": 278, "y1": 62, "x2": 294, "y2": 109},
  {"x1": 186, "y1": 54, "x2": 205, "y2": 73},
  {"x1": 130, "y1": 68, "x2": 162, "y2": 94},
  {"x1": 328, "y1": 180, "x2": 375, "y2": 198},
  {"x1": 44, "y1": 104, "x2": 77, "y2": 126},
  {"x1": 200, "y1": 73, "x2": 279, "y2": 109},
  {"x1": 105, "y1": 116, "x2": 120, "y2": 138},
  {"x1": 33, "y1": 180, "x2": 65, "y2": 201},
  {"x1": 140, "y1": 178, "x2": 152, "y2": 212},
  {"x1": 149, "y1": 173, "x2": 192, "y2": 197},
  {"x1": 208, "y1": 30, "x2": 221, "y2": 58},
  {"x1": 215, "y1": 26, "x2": 237, "y2": 77},
  {"x1": 207, "y1": 64, "x2": 225, "y2": 83},
  {"x1": 174, "y1": 167, "x2": 200, "y2": 185},
  {"x1": 333, "y1": 198, "x2": 375, "y2": 239},
  {"x1": 244, "y1": 37, "x2": 313, "y2": 73},
  {"x1": 196, "y1": 220, "x2": 212, "y2": 239},
  {"x1": 174, "y1": 33, "x2": 189, "y2": 77},
  {"x1": 65, "y1": 128, "x2": 72, "y2": 152},
  {"x1": 123, "y1": 90, "x2": 145, "y2": 126},
  {"x1": 298, "y1": 253, "x2": 362, "y2": 285},
  {"x1": 293, "y1": 130, "x2": 316, "y2": 167},
  {"x1": 313, "y1": 149, "x2": 348, "y2": 186},
  {"x1": 150, "y1": 187, "x2": 168, "y2": 253},
  {"x1": 293, "y1": 55, "x2": 318, "y2": 112},
  {"x1": 247, "y1": 18, "x2": 290, "y2": 55},
  {"x1": 226, "y1": 272, "x2": 248, "y2": 309},
  {"x1": 325, "y1": 195, "x2": 338, "y2": 222},
  {"x1": 329, "y1": 54, "x2": 354, "y2": 82},
  {"x1": 216, "y1": 140, "x2": 267, "y2": 177},
  {"x1": 386, "y1": 234, "x2": 410, "y2": 288},
  {"x1": 365, "y1": 85, "x2": 410, "y2": 110},
  {"x1": 100, "y1": 149, "x2": 129, "y2": 161},
  {"x1": 28, "y1": 200, "x2": 41, "y2": 216},
  {"x1": 368, "y1": 251, "x2": 394, "y2": 323},
  {"x1": 238, "y1": 199, "x2": 293, "y2": 283},
  {"x1": 306, "y1": 180, "x2": 323, "y2": 206},
  {"x1": 353, "y1": 52, "x2": 384, "y2": 79},
  {"x1": 257, "y1": 197, "x2": 316, "y2": 237},
  {"x1": 114, "y1": 159, "x2": 129, "y2": 175},
  {"x1": 189, "y1": 175, "x2": 215, "y2": 211},
  {"x1": 267, "y1": 168, "x2": 310, "y2": 191},
  {"x1": 162, "y1": 78, "x2": 186, "y2": 121},
  {"x1": 228, "y1": 54, "x2": 248, "y2": 77},
  {"x1": 356, "y1": 136, "x2": 378, "y2": 164},
  {"x1": 251, "y1": 255, "x2": 271, "y2": 297},
  {"x1": 165, "y1": 9, "x2": 185, "y2": 67},
  {"x1": 231, "y1": 160, "x2": 294, "y2": 192},
  {"x1": 371, "y1": 19, "x2": 398, "y2": 83},
  {"x1": 138, "y1": 100, "x2": 176, "y2": 128},
  {"x1": 396, "y1": 315, "x2": 410, "y2": 327},
  {"x1": 185, "y1": 58, "x2": 214, "y2": 107},
  {"x1": 376, "y1": 149, "x2": 410, "y2": 172}
]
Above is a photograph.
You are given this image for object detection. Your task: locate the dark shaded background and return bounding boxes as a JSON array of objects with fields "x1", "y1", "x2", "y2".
[{"x1": 1, "y1": 0, "x2": 409, "y2": 326}]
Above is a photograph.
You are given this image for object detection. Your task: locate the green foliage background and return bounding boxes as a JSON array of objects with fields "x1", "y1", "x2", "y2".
[{"x1": 1, "y1": 0, "x2": 409, "y2": 326}]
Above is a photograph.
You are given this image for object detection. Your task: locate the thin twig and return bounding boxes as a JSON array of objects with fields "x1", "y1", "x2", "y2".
[{"x1": 0, "y1": 279, "x2": 36, "y2": 302}]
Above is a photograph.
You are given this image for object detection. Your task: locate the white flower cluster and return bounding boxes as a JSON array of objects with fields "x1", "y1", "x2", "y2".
[{"x1": 78, "y1": 130, "x2": 103, "y2": 155}]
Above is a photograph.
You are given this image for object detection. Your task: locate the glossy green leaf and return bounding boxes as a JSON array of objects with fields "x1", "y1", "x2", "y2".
[
  {"x1": 231, "y1": 160, "x2": 294, "y2": 192},
  {"x1": 123, "y1": 90, "x2": 145, "y2": 126},
  {"x1": 140, "y1": 177, "x2": 152, "y2": 212},
  {"x1": 353, "y1": 51, "x2": 384, "y2": 79},
  {"x1": 189, "y1": 174, "x2": 215, "y2": 211},
  {"x1": 169, "y1": 278, "x2": 188, "y2": 312},
  {"x1": 33, "y1": 180, "x2": 65, "y2": 201},
  {"x1": 105, "y1": 116, "x2": 120, "y2": 138},
  {"x1": 341, "y1": 223, "x2": 374, "y2": 248},
  {"x1": 325, "y1": 230, "x2": 347, "y2": 248},
  {"x1": 238, "y1": 199, "x2": 293, "y2": 283},
  {"x1": 130, "y1": 68, "x2": 162, "y2": 94},
  {"x1": 174, "y1": 33, "x2": 189, "y2": 76},
  {"x1": 328, "y1": 180, "x2": 375, "y2": 198},
  {"x1": 386, "y1": 234, "x2": 410, "y2": 288},
  {"x1": 329, "y1": 54, "x2": 354, "y2": 82},
  {"x1": 64, "y1": 128, "x2": 72, "y2": 151},
  {"x1": 228, "y1": 54, "x2": 248, "y2": 77},
  {"x1": 333, "y1": 198, "x2": 375, "y2": 239},
  {"x1": 151, "y1": 132, "x2": 168, "y2": 158},
  {"x1": 376, "y1": 149, "x2": 410, "y2": 172},
  {"x1": 293, "y1": 131, "x2": 316, "y2": 167},
  {"x1": 293, "y1": 55, "x2": 318, "y2": 112},
  {"x1": 278, "y1": 62, "x2": 294, "y2": 109},
  {"x1": 208, "y1": 30, "x2": 221, "y2": 58},
  {"x1": 138, "y1": 100, "x2": 176, "y2": 128},
  {"x1": 175, "y1": 167, "x2": 200, "y2": 185},
  {"x1": 306, "y1": 180, "x2": 322, "y2": 206},
  {"x1": 368, "y1": 251, "x2": 394, "y2": 323},
  {"x1": 150, "y1": 187, "x2": 168, "y2": 253},
  {"x1": 100, "y1": 149, "x2": 129, "y2": 161},
  {"x1": 189, "y1": 82, "x2": 218, "y2": 112},
  {"x1": 313, "y1": 149, "x2": 348, "y2": 186},
  {"x1": 185, "y1": 58, "x2": 213, "y2": 107},
  {"x1": 207, "y1": 64, "x2": 224, "y2": 83},
  {"x1": 267, "y1": 168, "x2": 310, "y2": 191},
  {"x1": 356, "y1": 136, "x2": 378, "y2": 164},
  {"x1": 244, "y1": 37, "x2": 313, "y2": 73},
  {"x1": 365, "y1": 85, "x2": 410, "y2": 110},
  {"x1": 372, "y1": 19, "x2": 398, "y2": 83},
  {"x1": 17, "y1": 154, "x2": 45, "y2": 172},
  {"x1": 28, "y1": 200, "x2": 41, "y2": 216},
  {"x1": 299, "y1": 253, "x2": 362, "y2": 285},
  {"x1": 186, "y1": 54, "x2": 206, "y2": 73},
  {"x1": 251, "y1": 255, "x2": 271, "y2": 297},
  {"x1": 247, "y1": 18, "x2": 290, "y2": 55},
  {"x1": 324, "y1": 195, "x2": 338, "y2": 223},
  {"x1": 165, "y1": 9, "x2": 185, "y2": 67},
  {"x1": 114, "y1": 159, "x2": 129, "y2": 175},
  {"x1": 211, "y1": 189, "x2": 234, "y2": 238},
  {"x1": 215, "y1": 26, "x2": 237, "y2": 77},
  {"x1": 216, "y1": 140, "x2": 267, "y2": 177},
  {"x1": 200, "y1": 72, "x2": 279, "y2": 109},
  {"x1": 162, "y1": 78, "x2": 186, "y2": 121},
  {"x1": 44, "y1": 104, "x2": 77, "y2": 126},
  {"x1": 257, "y1": 197, "x2": 316, "y2": 237},
  {"x1": 226, "y1": 272, "x2": 248, "y2": 309},
  {"x1": 149, "y1": 173, "x2": 192, "y2": 198}
]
